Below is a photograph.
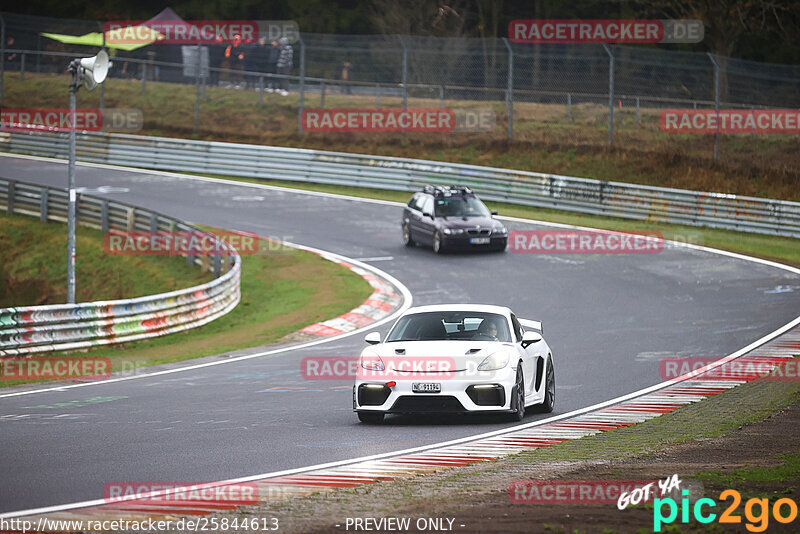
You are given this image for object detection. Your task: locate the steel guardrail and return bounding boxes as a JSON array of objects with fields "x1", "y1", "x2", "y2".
[
  {"x1": 2, "y1": 130, "x2": 799, "y2": 238},
  {"x1": 0, "y1": 176, "x2": 241, "y2": 356}
]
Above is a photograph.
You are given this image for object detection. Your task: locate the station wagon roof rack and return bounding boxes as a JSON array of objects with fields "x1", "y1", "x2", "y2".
[{"x1": 421, "y1": 184, "x2": 473, "y2": 197}]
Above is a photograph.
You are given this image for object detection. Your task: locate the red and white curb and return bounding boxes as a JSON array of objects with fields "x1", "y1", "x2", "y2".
[
  {"x1": 299, "y1": 260, "x2": 402, "y2": 338},
  {"x1": 5, "y1": 323, "x2": 798, "y2": 524}
]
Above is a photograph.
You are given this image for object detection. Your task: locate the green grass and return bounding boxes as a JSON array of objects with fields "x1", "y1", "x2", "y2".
[
  {"x1": 1, "y1": 214, "x2": 374, "y2": 386},
  {"x1": 0, "y1": 211, "x2": 210, "y2": 306},
  {"x1": 3, "y1": 71, "x2": 798, "y2": 201},
  {"x1": 695, "y1": 453, "x2": 800, "y2": 486}
]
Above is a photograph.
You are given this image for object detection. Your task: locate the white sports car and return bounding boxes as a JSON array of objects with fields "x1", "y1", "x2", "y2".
[{"x1": 353, "y1": 304, "x2": 555, "y2": 424}]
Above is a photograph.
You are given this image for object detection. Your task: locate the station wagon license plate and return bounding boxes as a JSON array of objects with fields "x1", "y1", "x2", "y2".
[
  {"x1": 412, "y1": 382, "x2": 441, "y2": 393},
  {"x1": 470, "y1": 237, "x2": 490, "y2": 244}
]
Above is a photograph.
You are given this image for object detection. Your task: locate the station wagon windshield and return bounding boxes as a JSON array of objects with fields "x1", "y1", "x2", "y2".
[{"x1": 434, "y1": 197, "x2": 491, "y2": 218}]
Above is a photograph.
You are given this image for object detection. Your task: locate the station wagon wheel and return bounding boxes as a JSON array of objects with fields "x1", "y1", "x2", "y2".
[
  {"x1": 433, "y1": 231, "x2": 444, "y2": 254},
  {"x1": 402, "y1": 224, "x2": 415, "y2": 247}
]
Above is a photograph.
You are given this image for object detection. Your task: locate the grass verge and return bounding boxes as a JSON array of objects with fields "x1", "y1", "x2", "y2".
[
  {"x1": 3, "y1": 72, "x2": 798, "y2": 201},
  {"x1": 1, "y1": 215, "x2": 374, "y2": 387}
]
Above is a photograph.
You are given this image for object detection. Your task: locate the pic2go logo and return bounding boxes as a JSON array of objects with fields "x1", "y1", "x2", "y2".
[{"x1": 653, "y1": 489, "x2": 798, "y2": 532}]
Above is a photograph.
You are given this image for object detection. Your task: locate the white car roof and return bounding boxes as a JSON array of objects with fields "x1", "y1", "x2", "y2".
[{"x1": 403, "y1": 304, "x2": 512, "y2": 316}]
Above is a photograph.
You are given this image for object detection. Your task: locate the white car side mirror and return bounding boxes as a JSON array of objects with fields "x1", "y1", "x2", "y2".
[
  {"x1": 364, "y1": 332, "x2": 381, "y2": 345},
  {"x1": 521, "y1": 330, "x2": 542, "y2": 348}
]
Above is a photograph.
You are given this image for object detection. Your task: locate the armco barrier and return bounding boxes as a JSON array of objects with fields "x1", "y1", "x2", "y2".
[
  {"x1": 0, "y1": 178, "x2": 241, "y2": 356},
  {"x1": 3, "y1": 131, "x2": 799, "y2": 238}
]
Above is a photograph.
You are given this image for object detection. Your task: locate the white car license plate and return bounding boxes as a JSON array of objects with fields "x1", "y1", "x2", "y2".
[
  {"x1": 412, "y1": 382, "x2": 441, "y2": 393},
  {"x1": 470, "y1": 237, "x2": 490, "y2": 244}
]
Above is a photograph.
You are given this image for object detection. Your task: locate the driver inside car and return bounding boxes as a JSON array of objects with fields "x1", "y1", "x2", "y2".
[{"x1": 472, "y1": 318, "x2": 499, "y2": 341}]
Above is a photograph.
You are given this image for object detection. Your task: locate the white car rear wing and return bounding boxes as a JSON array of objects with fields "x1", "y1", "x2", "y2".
[{"x1": 519, "y1": 318, "x2": 543, "y2": 334}]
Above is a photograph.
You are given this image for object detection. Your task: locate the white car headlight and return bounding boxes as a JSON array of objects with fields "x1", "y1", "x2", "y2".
[
  {"x1": 478, "y1": 350, "x2": 510, "y2": 371},
  {"x1": 443, "y1": 228, "x2": 465, "y2": 235},
  {"x1": 360, "y1": 353, "x2": 385, "y2": 371},
  {"x1": 493, "y1": 226, "x2": 508, "y2": 235}
]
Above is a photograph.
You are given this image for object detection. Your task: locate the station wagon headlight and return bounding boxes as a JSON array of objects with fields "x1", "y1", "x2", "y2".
[
  {"x1": 493, "y1": 226, "x2": 508, "y2": 235},
  {"x1": 443, "y1": 228, "x2": 464, "y2": 235},
  {"x1": 478, "y1": 350, "x2": 510, "y2": 371}
]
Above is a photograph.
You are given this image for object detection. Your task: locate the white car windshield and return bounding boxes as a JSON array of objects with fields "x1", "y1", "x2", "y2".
[{"x1": 386, "y1": 311, "x2": 511, "y2": 342}]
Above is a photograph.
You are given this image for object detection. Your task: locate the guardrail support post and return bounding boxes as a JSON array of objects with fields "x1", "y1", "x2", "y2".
[
  {"x1": 101, "y1": 200, "x2": 109, "y2": 233},
  {"x1": 635, "y1": 97, "x2": 640, "y2": 126},
  {"x1": 7, "y1": 180, "x2": 14, "y2": 215},
  {"x1": 149, "y1": 214, "x2": 157, "y2": 232},
  {"x1": 320, "y1": 80, "x2": 325, "y2": 107},
  {"x1": 20, "y1": 53, "x2": 25, "y2": 80},
  {"x1": 126, "y1": 207, "x2": 135, "y2": 231},
  {"x1": 258, "y1": 75, "x2": 264, "y2": 106},
  {"x1": 213, "y1": 252, "x2": 221, "y2": 277},
  {"x1": 707, "y1": 53, "x2": 721, "y2": 162},
  {"x1": 40, "y1": 188, "x2": 48, "y2": 222},
  {"x1": 141, "y1": 62, "x2": 146, "y2": 93},
  {"x1": 503, "y1": 38, "x2": 514, "y2": 142},
  {"x1": 602, "y1": 44, "x2": 614, "y2": 146},
  {"x1": 297, "y1": 36, "x2": 306, "y2": 135},
  {"x1": 375, "y1": 84, "x2": 380, "y2": 107}
]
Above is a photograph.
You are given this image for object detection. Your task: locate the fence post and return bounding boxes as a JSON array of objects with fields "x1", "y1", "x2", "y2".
[
  {"x1": 320, "y1": 80, "x2": 325, "y2": 107},
  {"x1": 567, "y1": 93, "x2": 572, "y2": 121},
  {"x1": 40, "y1": 188, "x2": 48, "y2": 222},
  {"x1": 193, "y1": 45, "x2": 201, "y2": 133},
  {"x1": 707, "y1": 53, "x2": 720, "y2": 162},
  {"x1": 258, "y1": 75, "x2": 264, "y2": 106},
  {"x1": 398, "y1": 35, "x2": 408, "y2": 111},
  {"x1": 213, "y1": 250, "x2": 221, "y2": 277},
  {"x1": 375, "y1": 84, "x2": 380, "y2": 107},
  {"x1": 602, "y1": 44, "x2": 614, "y2": 146},
  {"x1": 20, "y1": 53, "x2": 24, "y2": 80},
  {"x1": 503, "y1": 38, "x2": 514, "y2": 142},
  {"x1": 37, "y1": 35, "x2": 41, "y2": 73},
  {"x1": 141, "y1": 61, "x2": 146, "y2": 93},
  {"x1": 635, "y1": 97, "x2": 640, "y2": 126},
  {"x1": 297, "y1": 35, "x2": 306, "y2": 135}
]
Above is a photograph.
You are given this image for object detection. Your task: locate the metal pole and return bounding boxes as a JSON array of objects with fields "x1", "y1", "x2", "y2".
[
  {"x1": 375, "y1": 84, "x2": 380, "y2": 107},
  {"x1": 141, "y1": 61, "x2": 146, "y2": 93},
  {"x1": 503, "y1": 38, "x2": 514, "y2": 142},
  {"x1": 193, "y1": 45, "x2": 200, "y2": 133},
  {"x1": 99, "y1": 23, "x2": 105, "y2": 112},
  {"x1": 297, "y1": 36, "x2": 305, "y2": 134},
  {"x1": 258, "y1": 75, "x2": 263, "y2": 106},
  {"x1": 398, "y1": 35, "x2": 407, "y2": 111},
  {"x1": 707, "y1": 53, "x2": 720, "y2": 161},
  {"x1": 67, "y1": 66, "x2": 79, "y2": 304},
  {"x1": 320, "y1": 80, "x2": 325, "y2": 107},
  {"x1": 635, "y1": 97, "x2": 640, "y2": 126},
  {"x1": 603, "y1": 44, "x2": 614, "y2": 146},
  {"x1": 20, "y1": 53, "x2": 24, "y2": 80},
  {"x1": 439, "y1": 85, "x2": 444, "y2": 108}
]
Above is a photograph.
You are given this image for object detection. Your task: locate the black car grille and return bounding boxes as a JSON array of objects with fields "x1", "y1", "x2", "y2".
[
  {"x1": 389, "y1": 395, "x2": 466, "y2": 413},
  {"x1": 466, "y1": 228, "x2": 491, "y2": 236}
]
